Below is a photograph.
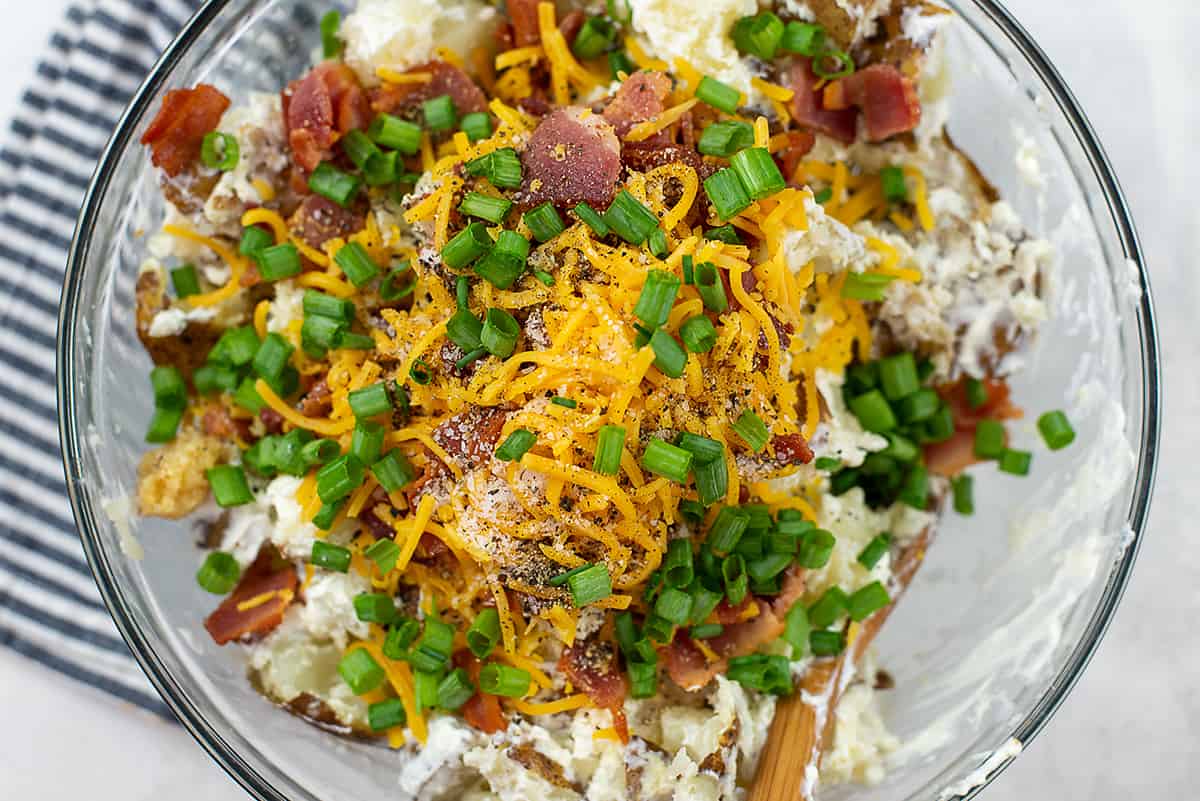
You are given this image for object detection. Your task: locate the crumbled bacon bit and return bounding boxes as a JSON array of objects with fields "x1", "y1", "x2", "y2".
[
  {"x1": 432, "y1": 406, "x2": 510, "y2": 469},
  {"x1": 298, "y1": 378, "x2": 333, "y2": 418},
  {"x1": 824, "y1": 64, "x2": 921, "y2": 142},
  {"x1": 141, "y1": 84, "x2": 231, "y2": 177},
  {"x1": 787, "y1": 58, "x2": 859, "y2": 144},
  {"x1": 283, "y1": 63, "x2": 370, "y2": 172},
  {"x1": 203, "y1": 548, "x2": 298, "y2": 645},
  {"x1": 602, "y1": 70, "x2": 672, "y2": 139},
  {"x1": 771, "y1": 433, "x2": 814, "y2": 465},
  {"x1": 455, "y1": 650, "x2": 507, "y2": 734},
  {"x1": 369, "y1": 61, "x2": 488, "y2": 117},
  {"x1": 288, "y1": 193, "x2": 366, "y2": 249},
  {"x1": 521, "y1": 108, "x2": 622, "y2": 210}
]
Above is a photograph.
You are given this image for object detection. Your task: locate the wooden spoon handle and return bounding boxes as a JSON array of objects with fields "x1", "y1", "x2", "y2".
[{"x1": 748, "y1": 527, "x2": 933, "y2": 801}]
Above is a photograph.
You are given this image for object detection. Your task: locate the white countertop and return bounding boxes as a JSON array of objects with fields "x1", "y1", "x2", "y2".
[{"x1": 1, "y1": 1, "x2": 1195, "y2": 798}]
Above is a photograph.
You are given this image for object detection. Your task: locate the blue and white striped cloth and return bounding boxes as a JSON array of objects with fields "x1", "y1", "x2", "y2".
[{"x1": 0, "y1": 0, "x2": 203, "y2": 719}]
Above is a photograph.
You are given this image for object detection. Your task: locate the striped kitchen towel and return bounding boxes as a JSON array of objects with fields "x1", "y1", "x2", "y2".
[{"x1": 0, "y1": 0, "x2": 206, "y2": 719}]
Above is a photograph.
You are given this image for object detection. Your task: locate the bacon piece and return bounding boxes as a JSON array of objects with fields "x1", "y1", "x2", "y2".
[
  {"x1": 772, "y1": 433, "x2": 814, "y2": 466},
  {"x1": 298, "y1": 378, "x2": 333, "y2": 417},
  {"x1": 521, "y1": 108, "x2": 622, "y2": 209},
  {"x1": 776, "y1": 130, "x2": 817, "y2": 184},
  {"x1": 559, "y1": 640, "x2": 630, "y2": 741},
  {"x1": 787, "y1": 59, "x2": 859, "y2": 144},
  {"x1": 141, "y1": 84, "x2": 231, "y2": 177},
  {"x1": 455, "y1": 650, "x2": 508, "y2": 734},
  {"x1": 506, "y1": 0, "x2": 543, "y2": 47},
  {"x1": 924, "y1": 377, "x2": 1021, "y2": 476},
  {"x1": 283, "y1": 63, "x2": 370, "y2": 172},
  {"x1": 259, "y1": 408, "x2": 285, "y2": 435},
  {"x1": 203, "y1": 549, "x2": 298, "y2": 646},
  {"x1": 665, "y1": 567, "x2": 806, "y2": 690},
  {"x1": 602, "y1": 70, "x2": 672, "y2": 139},
  {"x1": 288, "y1": 193, "x2": 366, "y2": 249},
  {"x1": 432, "y1": 405, "x2": 509, "y2": 469},
  {"x1": 621, "y1": 142, "x2": 703, "y2": 175},
  {"x1": 824, "y1": 64, "x2": 921, "y2": 142},
  {"x1": 370, "y1": 61, "x2": 488, "y2": 117}
]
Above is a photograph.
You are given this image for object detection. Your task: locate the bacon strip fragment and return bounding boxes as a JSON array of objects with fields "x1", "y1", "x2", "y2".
[
  {"x1": 370, "y1": 61, "x2": 488, "y2": 117},
  {"x1": 521, "y1": 108, "x2": 622, "y2": 210},
  {"x1": 824, "y1": 64, "x2": 922, "y2": 142},
  {"x1": 787, "y1": 59, "x2": 859, "y2": 144},
  {"x1": 924, "y1": 377, "x2": 1021, "y2": 476},
  {"x1": 602, "y1": 70, "x2": 671, "y2": 139},
  {"x1": 559, "y1": 640, "x2": 630, "y2": 741},
  {"x1": 204, "y1": 549, "x2": 298, "y2": 645},
  {"x1": 283, "y1": 63, "x2": 370, "y2": 172},
  {"x1": 455, "y1": 650, "x2": 507, "y2": 734},
  {"x1": 141, "y1": 84, "x2": 231, "y2": 177}
]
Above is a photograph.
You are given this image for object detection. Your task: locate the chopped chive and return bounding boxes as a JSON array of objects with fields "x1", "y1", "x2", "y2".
[
  {"x1": 551, "y1": 396, "x2": 577, "y2": 409},
  {"x1": 525, "y1": 202, "x2": 566, "y2": 242},
  {"x1": 696, "y1": 75, "x2": 741, "y2": 114},
  {"x1": 694, "y1": 262, "x2": 729, "y2": 313},
  {"x1": 1037, "y1": 410, "x2": 1076, "y2": 450},
  {"x1": 495, "y1": 429, "x2": 536, "y2": 462},
  {"x1": 732, "y1": 410, "x2": 770, "y2": 452},
  {"x1": 703, "y1": 168, "x2": 752, "y2": 220},
  {"x1": 641, "y1": 437, "x2": 693, "y2": 483},
  {"x1": 311, "y1": 541, "x2": 352, "y2": 573},
  {"x1": 196, "y1": 551, "x2": 240, "y2": 594},
  {"x1": 857, "y1": 533, "x2": 891, "y2": 569},
  {"x1": 682, "y1": 254, "x2": 694, "y2": 284},
  {"x1": 206, "y1": 465, "x2": 254, "y2": 507},
  {"x1": 574, "y1": 202, "x2": 609, "y2": 236},
  {"x1": 593, "y1": 424, "x2": 626, "y2": 475}
]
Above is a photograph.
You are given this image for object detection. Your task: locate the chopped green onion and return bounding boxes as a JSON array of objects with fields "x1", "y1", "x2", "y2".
[
  {"x1": 663, "y1": 539, "x2": 695, "y2": 588},
  {"x1": 694, "y1": 262, "x2": 729, "y2": 313},
  {"x1": 974, "y1": 419, "x2": 1006, "y2": 459},
  {"x1": 409, "y1": 359, "x2": 432, "y2": 385},
  {"x1": 881, "y1": 431, "x2": 919, "y2": 463},
  {"x1": 339, "y1": 648, "x2": 385, "y2": 695},
  {"x1": 627, "y1": 659, "x2": 658, "y2": 698},
  {"x1": 848, "y1": 390, "x2": 897, "y2": 433},
  {"x1": 698, "y1": 120, "x2": 755, "y2": 158},
  {"x1": 634, "y1": 269, "x2": 682, "y2": 329},
  {"x1": 479, "y1": 663, "x2": 532, "y2": 697},
  {"x1": 675, "y1": 432, "x2": 723, "y2": 465},
  {"x1": 604, "y1": 190, "x2": 660, "y2": 245},
  {"x1": 474, "y1": 251, "x2": 525, "y2": 290},
  {"x1": 495, "y1": 228, "x2": 532, "y2": 262},
  {"x1": 966, "y1": 377, "x2": 989, "y2": 409},
  {"x1": 257, "y1": 243, "x2": 302, "y2": 281},
  {"x1": 320, "y1": 10, "x2": 342, "y2": 58},
  {"x1": 447, "y1": 308, "x2": 484, "y2": 352},
  {"x1": 782, "y1": 602, "x2": 810, "y2": 657},
  {"x1": 363, "y1": 150, "x2": 400, "y2": 186},
  {"x1": 312, "y1": 499, "x2": 346, "y2": 530},
  {"x1": 573, "y1": 16, "x2": 617, "y2": 58},
  {"x1": 383, "y1": 618, "x2": 421, "y2": 659},
  {"x1": 847, "y1": 581, "x2": 891, "y2": 622},
  {"x1": 813, "y1": 49, "x2": 855, "y2": 80},
  {"x1": 524, "y1": 202, "x2": 566, "y2": 242},
  {"x1": 341, "y1": 129, "x2": 380, "y2": 172},
  {"x1": 350, "y1": 421, "x2": 385, "y2": 466},
  {"x1": 878, "y1": 352, "x2": 920, "y2": 401},
  {"x1": 315, "y1": 454, "x2": 366, "y2": 504},
  {"x1": 368, "y1": 113, "x2": 421, "y2": 154},
  {"x1": 780, "y1": 21, "x2": 825, "y2": 55},
  {"x1": 574, "y1": 203, "x2": 609, "y2": 236},
  {"x1": 380, "y1": 266, "x2": 416, "y2": 301},
  {"x1": 654, "y1": 586, "x2": 693, "y2": 625},
  {"x1": 810, "y1": 629, "x2": 845, "y2": 656},
  {"x1": 593, "y1": 424, "x2": 626, "y2": 475},
  {"x1": 311, "y1": 541, "x2": 352, "y2": 573},
  {"x1": 808, "y1": 586, "x2": 848, "y2": 628},
  {"x1": 480, "y1": 308, "x2": 520, "y2": 358},
  {"x1": 841, "y1": 271, "x2": 895, "y2": 301},
  {"x1": 372, "y1": 450, "x2": 417, "y2": 493},
  {"x1": 549, "y1": 563, "x2": 593, "y2": 588},
  {"x1": 814, "y1": 456, "x2": 841, "y2": 472},
  {"x1": 301, "y1": 314, "x2": 344, "y2": 357},
  {"x1": 551, "y1": 396, "x2": 577, "y2": 409},
  {"x1": 641, "y1": 437, "x2": 693, "y2": 483},
  {"x1": 608, "y1": 50, "x2": 636, "y2": 79},
  {"x1": 460, "y1": 112, "x2": 493, "y2": 143},
  {"x1": 694, "y1": 453, "x2": 729, "y2": 506},
  {"x1": 704, "y1": 224, "x2": 742, "y2": 244},
  {"x1": 952, "y1": 474, "x2": 974, "y2": 515},
  {"x1": 682, "y1": 255, "x2": 694, "y2": 284},
  {"x1": 814, "y1": 187, "x2": 833, "y2": 204},
  {"x1": 308, "y1": 162, "x2": 361, "y2": 207},
  {"x1": 437, "y1": 668, "x2": 475, "y2": 710},
  {"x1": 354, "y1": 592, "x2": 398, "y2": 625},
  {"x1": 196, "y1": 551, "x2": 240, "y2": 594},
  {"x1": 367, "y1": 698, "x2": 406, "y2": 731},
  {"x1": 362, "y1": 538, "x2": 399, "y2": 574},
  {"x1": 690, "y1": 623, "x2": 724, "y2": 640},
  {"x1": 797, "y1": 528, "x2": 836, "y2": 569},
  {"x1": 899, "y1": 464, "x2": 929, "y2": 509},
  {"x1": 170, "y1": 264, "x2": 200, "y2": 297},
  {"x1": 414, "y1": 669, "x2": 440, "y2": 712},
  {"x1": 731, "y1": 147, "x2": 785, "y2": 200},
  {"x1": 696, "y1": 75, "x2": 741, "y2": 114},
  {"x1": 732, "y1": 410, "x2": 770, "y2": 452},
  {"x1": 333, "y1": 242, "x2": 380, "y2": 287},
  {"x1": 442, "y1": 222, "x2": 492, "y2": 269},
  {"x1": 747, "y1": 552, "x2": 792, "y2": 584},
  {"x1": 348, "y1": 381, "x2": 393, "y2": 418},
  {"x1": 423, "y1": 95, "x2": 458, "y2": 132},
  {"x1": 689, "y1": 586, "x2": 724, "y2": 625},
  {"x1": 150, "y1": 365, "x2": 187, "y2": 410},
  {"x1": 731, "y1": 11, "x2": 784, "y2": 59},
  {"x1": 880, "y1": 166, "x2": 908, "y2": 202},
  {"x1": 466, "y1": 147, "x2": 523, "y2": 189},
  {"x1": 896, "y1": 388, "x2": 940, "y2": 424},
  {"x1": 647, "y1": 228, "x2": 668, "y2": 258},
  {"x1": 703, "y1": 168, "x2": 752, "y2": 220},
  {"x1": 925, "y1": 403, "x2": 955, "y2": 442},
  {"x1": 410, "y1": 619, "x2": 454, "y2": 673},
  {"x1": 459, "y1": 192, "x2": 513, "y2": 224},
  {"x1": 206, "y1": 465, "x2": 254, "y2": 507},
  {"x1": 1038, "y1": 410, "x2": 1076, "y2": 450},
  {"x1": 200, "y1": 132, "x2": 239, "y2": 171},
  {"x1": 533, "y1": 269, "x2": 555, "y2": 286},
  {"x1": 467, "y1": 608, "x2": 501, "y2": 659},
  {"x1": 679, "y1": 500, "x2": 706, "y2": 524},
  {"x1": 303, "y1": 289, "x2": 355, "y2": 322},
  {"x1": 998, "y1": 448, "x2": 1032, "y2": 476},
  {"x1": 252, "y1": 333, "x2": 294, "y2": 383},
  {"x1": 231, "y1": 376, "x2": 266, "y2": 413},
  {"x1": 495, "y1": 429, "x2": 536, "y2": 462},
  {"x1": 649, "y1": 329, "x2": 687, "y2": 379},
  {"x1": 857, "y1": 533, "x2": 891, "y2": 569},
  {"x1": 707, "y1": 506, "x2": 749, "y2": 555},
  {"x1": 722, "y1": 554, "x2": 748, "y2": 606}
]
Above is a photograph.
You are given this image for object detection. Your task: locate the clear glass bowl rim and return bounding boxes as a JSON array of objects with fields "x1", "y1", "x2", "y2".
[{"x1": 55, "y1": 1, "x2": 1163, "y2": 799}]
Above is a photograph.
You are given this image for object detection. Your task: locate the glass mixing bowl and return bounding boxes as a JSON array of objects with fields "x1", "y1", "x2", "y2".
[{"x1": 57, "y1": 1, "x2": 1161, "y2": 799}]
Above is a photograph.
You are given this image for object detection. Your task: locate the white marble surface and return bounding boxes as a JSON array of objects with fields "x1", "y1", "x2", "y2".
[{"x1": 1, "y1": 0, "x2": 1195, "y2": 798}]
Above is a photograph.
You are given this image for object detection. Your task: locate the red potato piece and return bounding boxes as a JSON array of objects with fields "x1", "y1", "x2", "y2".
[
  {"x1": 203, "y1": 549, "x2": 299, "y2": 646},
  {"x1": 521, "y1": 108, "x2": 622, "y2": 209},
  {"x1": 141, "y1": 84, "x2": 231, "y2": 177},
  {"x1": 369, "y1": 61, "x2": 488, "y2": 117},
  {"x1": 787, "y1": 59, "x2": 859, "y2": 144},
  {"x1": 825, "y1": 64, "x2": 921, "y2": 142},
  {"x1": 602, "y1": 70, "x2": 672, "y2": 138},
  {"x1": 283, "y1": 62, "x2": 371, "y2": 172}
]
